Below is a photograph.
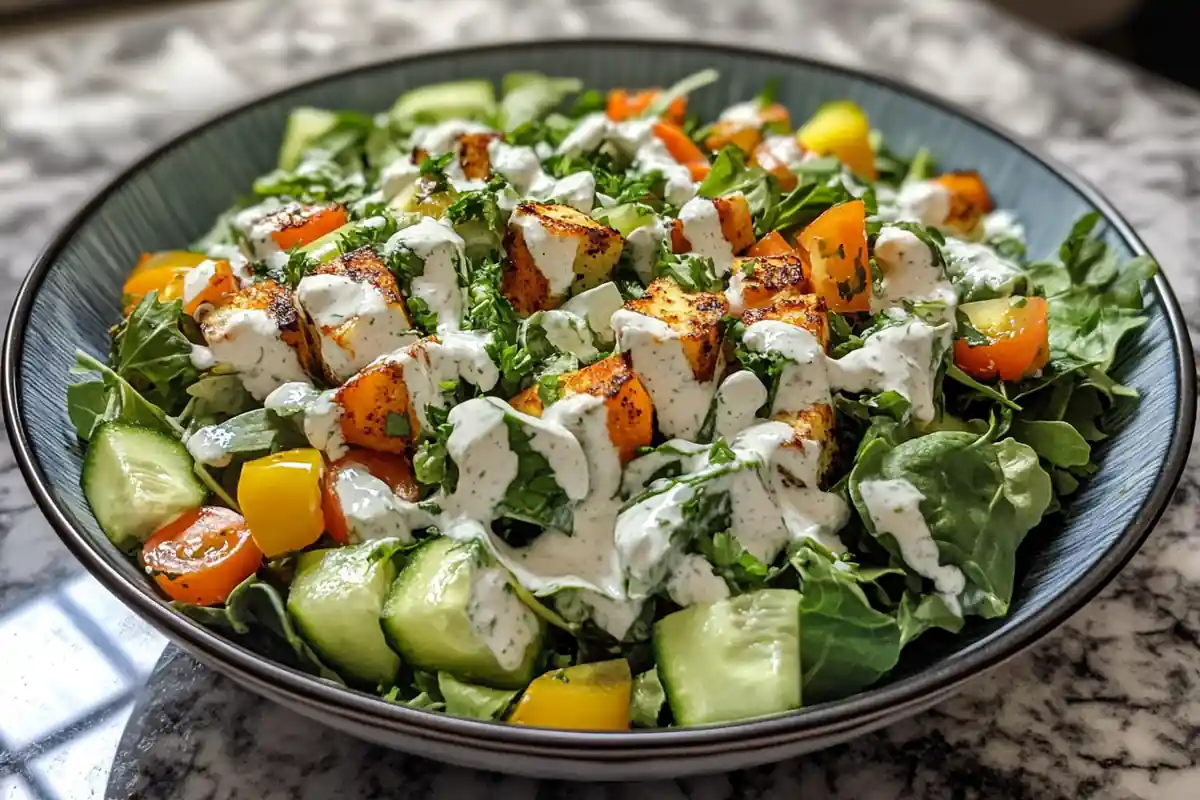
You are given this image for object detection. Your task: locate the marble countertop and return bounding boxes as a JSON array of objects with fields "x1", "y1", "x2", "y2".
[{"x1": 1, "y1": 0, "x2": 1198, "y2": 797}]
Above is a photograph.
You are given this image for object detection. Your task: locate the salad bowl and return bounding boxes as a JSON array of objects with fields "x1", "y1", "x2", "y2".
[{"x1": 3, "y1": 39, "x2": 1194, "y2": 780}]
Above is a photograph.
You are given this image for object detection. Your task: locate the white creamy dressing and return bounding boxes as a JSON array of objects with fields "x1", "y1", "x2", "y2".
[
  {"x1": 531, "y1": 310, "x2": 600, "y2": 362},
  {"x1": 941, "y1": 237, "x2": 1023, "y2": 297},
  {"x1": 295, "y1": 274, "x2": 417, "y2": 382},
  {"x1": 742, "y1": 321, "x2": 831, "y2": 414},
  {"x1": 625, "y1": 217, "x2": 667, "y2": 284},
  {"x1": 734, "y1": 421, "x2": 848, "y2": 555},
  {"x1": 678, "y1": 195, "x2": 736, "y2": 276},
  {"x1": 666, "y1": 553, "x2": 730, "y2": 607},
  {"x1": 486, "y1": 140, "x2": 596, "y2": 212},
  {"x1": 718, "y1": 100, "x2": 765, "y2": 126},
  {"x1": 879, "y1": 180, "x2": 952, "y2": 228},
  {"x1": 858, "y1": 478, "x2": 965, "y2": 616},
  {"x1": 556, "y1": 115, "x2": 696, "y2": 206},
  {"x1": 391, "y1": 331, "x2": 498, "y2": 432},
  {"x1": 181, "y1": 260, "x2": 219, "y2": 307},
  {"x1": 204, "y1": 245, "x2": 254, "y2": 287},
  {"x1": 385, "y1": 217, "x2": 467, "y2": 331},
  {"x1": 302, "y1": 390, "x2": 348, "y2": 460},
  {"x1": 510, "y1": 206, "x2": 579, "y2": 298},
  {"x1": 263, "y1": 381, "x2": 319, "y2": 416},
  {"x1": 379, "y1": 157, "x2": 421, "y2": 201},
  {"x1": 232, "y1": 198, "x2": 287, "y2": 260},
  {"x1": 555, "y1": 589, "x2": 644, "y2": 641},
  {"x1": 202, "y1": 307, "x2": 311, "y2": 401},
  {"x1": 332, "y1": 466, "x2": 416, "y2": 543},
  {"x1": 611, "y1": 308, "x2": 719, "y2": 440},
  {"x1": 410, "y1": 120, "x2": 492, "y2": 156},
  {"x1": 982, "y1": 209, "x2": 1025, "y2": 243},
  {"x1": 614, "y1": 478, "x2": 695, "y2": 597},
  {"x1": 189, "y1": 344, "x2": 216, "y2": 371},
  {"x1": 711, "y1": 370, "x2": 768, "y2": 442},
  {"x1": 185, "y1": 425, "x2": 235, "y2": 468},
  {"x1": 828, "y1": 321, "x2": 947, "y2": 423},
  {"x1": 872, "y1": 226, "x2": 957, "y2": 313},
  {"x1": 559, "y1": 282, "x2": 623, "y2": 346},
  {"x1": 758, "y1": 134, "x2": 805, "y2": 170},
  {"x1": 464, "y1": 566, "x2": 542, "y2": 671}
]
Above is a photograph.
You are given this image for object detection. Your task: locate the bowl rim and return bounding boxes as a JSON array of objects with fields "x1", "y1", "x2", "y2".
[{"x1": 3, "y1": 36, "x2": 1195, "y2": 755}]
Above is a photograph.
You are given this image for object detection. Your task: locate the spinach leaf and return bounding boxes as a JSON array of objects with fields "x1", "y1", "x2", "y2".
[
  {"x1": 791, "y1": 546, "x2": 902, "y2": 703},
  {"x1": 184, "y1": 372, "x2": 256, "y2": 428},
  {"x1": 174, "y1": 574, "x2": 344, "y2": 684},
  {"x1": 897, "y1": 590, "x2": 964, "y2": 646},
  {"x1": 697, "y1": 147, "x2": 780, "y2": 238},
  {"x1": 111, "y1": 292, "x2": 199, "y2": 413},
  {"x1": 849, "y1": 431, "x2": 1051, "y2": 619},
  {"x1": 437, "y1": 672, "x2": 517, "y2": 720},
  {"x1": 1009, "y1": 419, "x2": 1091, "y2": 468},
  {"x1": 191, "y1": 408, "x2": 308, "y2": 458},
  {"x1": 496, "y1": 416, "x2": 574, "y2": 533},
  {"x1": 629, "y1": 668, "x2": 666, "y2": 728},
  {"x1": 499, "y1": 73, "x2": 583, "y2": 133}
]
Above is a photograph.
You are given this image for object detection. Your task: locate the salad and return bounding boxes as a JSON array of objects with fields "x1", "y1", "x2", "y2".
[{"x1": 67, "y1": 70, "x2": 1158, "y2": 729}]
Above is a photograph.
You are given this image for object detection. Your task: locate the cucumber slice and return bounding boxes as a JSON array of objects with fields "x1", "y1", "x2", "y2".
[
  {"x1": 653, "y1": 589, "x2": 802, "y2": 726},
  {"x1": 381, "y1": 538, "x2": 544, "y2": 689},
  {"x1": 287, "y1": 540, "x2": 402, "y2": 687},
  {"x1": 278, "y1": 107, "x2": 339, "y2": 170},
  {"x1": 390, "y1": 80, "x2": 496, "y2": 126},
  {"x1": 82, "y1": 422, "x2": 206, "y2": 552}
]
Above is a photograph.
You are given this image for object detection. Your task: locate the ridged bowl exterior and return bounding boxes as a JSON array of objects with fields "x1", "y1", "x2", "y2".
[{"x1": 3, "y1": 39, "x2": 1194, "y2": 780}]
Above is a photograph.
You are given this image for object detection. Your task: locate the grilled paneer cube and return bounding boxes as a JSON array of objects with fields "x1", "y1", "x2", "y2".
[
  {"x1": 623, "y1": 278, "x2": 727, "y2": 383},
  {"x1": 670, "y1": 194, "x2": 756, "y2": 258},
  {"x1": 741, "y1": 291, "x2": 829, "y2": 351},
  {"x1": 296, "y1": 247, "x2": 418, "y2": 384},
  {"x1": 334, "y1": 346, "x2": 423, "y2": 455},
  {"x1": 503, "y1": 202, "x2": 624, "y2": 316},
  {"x1": 730, "y1": 253, "x2": 811, "y2": 311},
  {"x1": 412, "y1": 131, "x2": 502, "y2": 182},
  {"x1": 741, "y1": 291, "x2": 835, "y2": 479},
  {"x1": 198, "y1": 280, "x2": 318, "y2": 400},
  {"x1": 509, "y1": 354, "x2": 654, "y2": 464}
]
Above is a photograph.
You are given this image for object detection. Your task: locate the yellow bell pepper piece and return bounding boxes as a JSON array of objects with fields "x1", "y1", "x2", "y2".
[
  {"x1": 797, "y1": 101, "x2": 878, "y2": 181},
  {"x1": 508, "y1": 659, "x2": 632, "y2": 731},
  {"x1": 238, "y1": 448, "x2": 326, "y2": 558}
]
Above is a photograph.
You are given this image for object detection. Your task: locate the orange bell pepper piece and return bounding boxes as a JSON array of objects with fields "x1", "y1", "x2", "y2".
[
  {"x1": 607, "y1": 89, "x2": 687, "y2": 124},
  {"x1": 746, "y1": 231, "x2": 795, "y2": 258},
  {"x1": 798, "y1": 200, "x2": 870, "y2": 313}
]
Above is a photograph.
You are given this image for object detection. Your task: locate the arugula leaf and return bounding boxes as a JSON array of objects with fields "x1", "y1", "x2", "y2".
[
  {"x1": 771, "y1": 178, "x2": 853, "y2": 233},
  {"x1": 639, "y1": 69, "x2": 719, "y2": 120},
  {"x1": 697, "y1": 147, "x2": 780, "y2": 237},
  {"x1": 190, "y1": 408, "x2": 307, "y2": 459},
  {"x1": 629, "y1": 668, "x2": 666, "y2": 728},
  {"x1": 253, "y1": 158, "x2": 367, "y2": 206},
  {"x1": 791, "y1": 546, "x2": 902, "y2": 703},
  {"x1": 945, "y1": 363, "x2": 1022, "y2": 411},
  {"x1": 499, "y1": 73, "x2": 583, "y2": 133},
  {"x1": 69, "y1": 351, "x2": 179, "y2": 440},
  {"x1": 174, "y1": 574, "x2": 344, "y2": 684},
  {"x1": 111, "y1": 292, "x2": 199, "y2": 413}
]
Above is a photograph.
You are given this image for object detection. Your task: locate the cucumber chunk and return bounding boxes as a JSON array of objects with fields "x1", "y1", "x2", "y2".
[
  {"x1": 381, "y1": 538, "x2": 544, "y2": 689},
  {"x1": 390, "y1": 80, "x2": 496, "y2": 126},
  {"x1": 278, "y1": 107, "x2": 339, "y2": 170},
  {"x1": 653, "y1": 589, "x2": 802, "y2": 726},
  {"x1": 287, "y1": 540, "x2": 402, "y2": 688},
  {"x1": 82, "y1": 422, "x2": 206, "y2": 552}
]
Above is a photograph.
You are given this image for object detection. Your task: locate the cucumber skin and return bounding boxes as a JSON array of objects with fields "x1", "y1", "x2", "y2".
[
  {"x1": 653, "y1": 589, "x2": 803, "y2": 727},
  {"x1": 380, "y1": 538, "x2": 542, "y2": 690},
  {"x1": 82, "y1": 421, "x2": 205, "y2": 553},
  {"x1": 287, "y1": 543, "x2": 402, "y2": 688}
]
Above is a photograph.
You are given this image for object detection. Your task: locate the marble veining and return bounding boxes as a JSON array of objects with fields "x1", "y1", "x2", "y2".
[{"x1": 0, "y1": 0, "x2": 1198, "y2": 798}]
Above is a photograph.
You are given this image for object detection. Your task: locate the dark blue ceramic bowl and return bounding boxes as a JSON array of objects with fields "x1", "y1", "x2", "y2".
[{"x1": 3, "y1": 40, "x2": 1194, "y2": 780}]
